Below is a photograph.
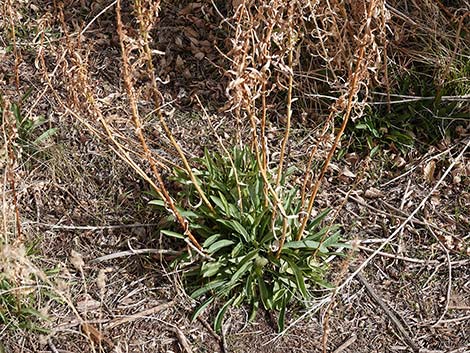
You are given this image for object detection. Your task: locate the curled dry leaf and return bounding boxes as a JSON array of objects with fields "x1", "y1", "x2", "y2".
[
  {"x1": 393, "y1": 155, "x2": 406, "y2": 168},
  {"x1": 199, "y1": 40, "x2": 211, "y2": 48},
  {"x1": 351, "y1": 190, "x2": 366, "y2": 204},
  {"x1": 341, "y1": 167, "x2": 356, "y2": 178},
  {"x1": 430, "y1": 195, "x2": 440, "y2": 207},
  {"x1": 175, "y1": 36, "x2": 183, "y2": 47},
  {"x1": 364, "y1": 187, "x2": 384, "y2": 199},
  {"x1": 328, "y1": 163, "x2": 340, "y2": 172},
  {"x1": 423, "y1": 160, "x2": 436, "y2": 183},
  {"x1": 96, "y1": 269, "x2": 108, "y2": 292},
  {"x1": 183, "y1": 68, "x2": 192, "y2": 79},
  {"x1": 176, "y1": 55, "x2": 184, "y2": 68},
  {"x1": 76, "y1": 294, "x2": 101, "y2": 313},
  {"x1": 451, "y1": 161, "x2": 469, "y2": 184},
  {"x1": 455, "y1": 125, "x2": 468, "y2": 137},
  {"x1": 81, "y1": 323, "x2": 114, "y2": 348},
  {"x1": 344, "y1": 152, "x2": 359, "y2": 166},
  {"x1": 184, "y1": 26, "x2": 199, "y2": 40},
  {"x1": 70, "y1": 250, "x2": 85, "y2": 271}
]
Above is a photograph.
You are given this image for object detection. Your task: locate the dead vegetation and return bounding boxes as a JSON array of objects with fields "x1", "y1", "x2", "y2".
[{"x1": 1, "y1": 0, "x2": 469, "y2": 352}]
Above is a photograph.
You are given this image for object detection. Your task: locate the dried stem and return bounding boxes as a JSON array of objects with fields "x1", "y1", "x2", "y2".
[
  {"x1": 134, "y1": 0, "x2": 214, "y2": 214},
  {"x1": 1, "y1": 98, "x2": 23, "y2": 242},
  {"x1": 115, "y1": 0, "x2": 202, "y2": 249},
  {"x1": 275, "y1": 2, "x2": 294, "y2": 189},
  {"x1": 5, "y1": 0, "x2": 20, "y2": 88},
  {"x1": 296, "y1": 0, "x2": 376, "y2": 241}
]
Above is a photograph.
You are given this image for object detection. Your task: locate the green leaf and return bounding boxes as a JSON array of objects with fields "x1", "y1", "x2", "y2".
[
  {"x1": 277, "y1": 297, "x2": 287, "y2": 332},
  {"x1": 210, "y1": 195, "x2": 228, "y2": 216},
  {"x1": 284, "y1": 240, "x2": 321, "y2": 250},
  {"x1": 370, "y1": 145, "x2": 380, "y2": 157},
  {"x1": 228, "y1": 249, "x2": 258, "y2": 285},
  {"x1": 217, "y1": 219, "x2": 250, "y2": 243},
  {"x1": 21, "y1": 323, "x2": 50, "y2": 334},
  {"x1": 148, "y1": 199, "x2": 165, "y2": 207},
  {"x1": 272, "y1": 286, "x2": 287, "y2": 305},
  {"x1": 233, "y1": 292, "x2": 245, "y2": 307},
  {"x1": 149, "y1": 200, "x2": 198, "y2": 219},
  {"x1": 243, "y1": 213, "x2": 254, "y2": 225},
  {"x1": 11, "y1": 103, "x2": 22, "y2": 122},
  {"x1": 254, "y1": 255, "x2": 269, "y2": 271},
  {"x1": 33, "y1": 128, "x2": 57, "y2": 144},
  {"x1": 250, "y1": 208, "x2": 269, "y2": 237},
  {"x1": 249, "y1": 300, "x2": 259, "y2": 322},
  {"x1": 190, "y1": 280, "x2": 226, "y2": 299},
  {"x1": 315, "y1": 278, "x2": 335, "y2": 289},
  {"x1": 305, "y1": 224, "x2": 340, "y2": 241},
  {"x1": 160, "y1": 230, "x2": 185, "y2": 239},
  {"x1": 201, "y1": 262, "x2": 223, "y2": 278},
  {"x1": 355, "y1": 123, "x2": 368, "y2": 130},
  {"x1": 285, "y1": 258, "x2": 308, "y2": 299},
  {"x1": 317, "y1": 234, "x2": 340, "y2": 253},
  {"x1": 258, "y1": 276, "x2": 272, "y2": 309},
  {"x1": 207, "y1": 239, "x2": 236, "y2": 254},
  {"x1": 203, "y1": 234, "x2": 222, "y2": 248},
  {"x1": 231, "y1": 242, "x2": 243, "y2": 257},
  {"x1": 203, "y1": 148, "x2": 213, "y2": 174},
  {"x1": 244, "y1": 273, "x2": 255, "y2": 299},
  {"x1": 19, "y1": 307, "x2": 48, "y2": 320},
  {"x1": 218, "y1": 191, "x2": 232, "y2": 216},
  {"x1": 306, "y1": 208, "x2": 331, "y2": 231},
  {"x1": 282, "y1": 186, "x2": 298, "y2": 213},
  {"x1": 320, "y1": 231, "x2": 348, "y2": 250},
  {"x1": 214, "y1": 296, "x2": 236, "y2": 333},
  {"x1": 29, "y1": 116, "x2": 47, "y2": 131},
  {"x1": 191, "y1": 296, "x2": 214, "y2": 322},
  {"x1": 249, "y1": 178, "x2": 262, "y2": 209}
]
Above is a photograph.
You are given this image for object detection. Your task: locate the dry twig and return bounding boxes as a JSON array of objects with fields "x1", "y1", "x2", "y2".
[
  {"x1": 356, "y1": 272, "x2": 419, "y2": 352},
  {"x1": 106, "y1": 301, "x2": 175, "y2": 329},
  {"x1": 91, "y1": 248, "x2": 182, "y2": 263},
  {"x1": 172, "y1": 327, "x2": 193, "y2": 353},
  {"x1": 332, "y1": 334, "x2": 357, "y2": 353}
]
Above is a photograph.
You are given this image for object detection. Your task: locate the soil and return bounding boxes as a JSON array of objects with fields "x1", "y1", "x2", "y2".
[{"x1": 1, "y1": 1, "x2": 469, "y2": 353}]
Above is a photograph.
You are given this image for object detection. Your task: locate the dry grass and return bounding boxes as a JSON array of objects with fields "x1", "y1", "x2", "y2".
[{"x1": 1, "y1": 0, "x2": 469, "y2": 352}]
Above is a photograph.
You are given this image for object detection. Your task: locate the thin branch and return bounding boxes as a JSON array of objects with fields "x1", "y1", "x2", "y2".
[
  {"x1": 80, "y1": 0, "x2": 117, "y2": 36},
  {"x1": 91, "y1": 249, "x2": 182, "y2": 263},
  {"x1": 134, "y1": 0, "x2": 214, "y2": 214},
  {"x1": 332, "y1": 335, "x2": 357, "y2": 353},
  {"x1": 356, "y1": 272, "x2": 419, "y2": 352},
  {"x1": 27, "y1": 222, "x2": 160, "y2": 231},
  {"x1": 115, "y1": 0, "x2": 203, "y2": 250},
  {"x1": 106, "y1": 301, "x2": 175, "y2": 329},
  {"x1": 428, "y1": 227, "x2": 453, "y2": 327}
]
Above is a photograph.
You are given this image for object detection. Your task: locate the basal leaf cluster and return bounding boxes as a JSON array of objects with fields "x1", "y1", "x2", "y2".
[{"x1": 151, "y1": 147, "x2": 348, "y2": 332}]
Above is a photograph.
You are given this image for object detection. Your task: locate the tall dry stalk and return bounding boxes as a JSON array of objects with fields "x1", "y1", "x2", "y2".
[
  {"x1": 133, "y1": 0, "x2": 214, "y2": 214},
  {"x1": 296, "y1": 0, "x2": 381, "y2": 241},
  {"x1": 114, "y1": 0, "x2": 205, "y2": 250}
]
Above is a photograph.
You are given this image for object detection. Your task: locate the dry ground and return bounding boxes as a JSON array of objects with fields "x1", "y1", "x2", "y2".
[{"x1": 1, "y1": 1, "x2": 469, "y2": 353}]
